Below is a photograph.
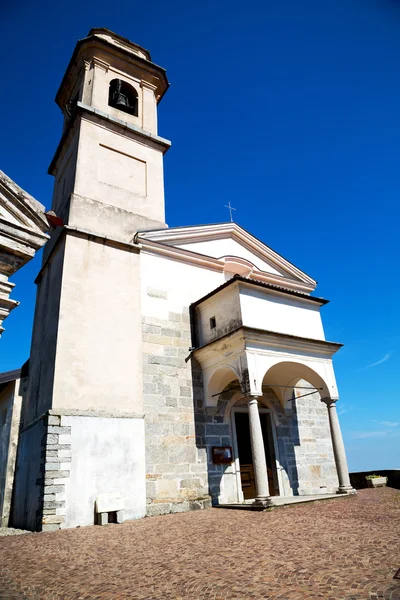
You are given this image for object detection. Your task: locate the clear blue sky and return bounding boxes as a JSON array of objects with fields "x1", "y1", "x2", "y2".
[{"x1": 1, "y1": 0, "x2": 399, "y2": 471}]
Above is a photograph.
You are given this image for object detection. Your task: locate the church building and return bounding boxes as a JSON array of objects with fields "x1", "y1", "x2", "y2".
[{"x1": 0, "y1": 29, "x2": 354, "y2": 532}]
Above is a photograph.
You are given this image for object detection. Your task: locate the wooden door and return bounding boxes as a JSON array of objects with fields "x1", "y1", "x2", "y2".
[{"x1": 239, "y1": 463, "x2": 256, "y2": 500}]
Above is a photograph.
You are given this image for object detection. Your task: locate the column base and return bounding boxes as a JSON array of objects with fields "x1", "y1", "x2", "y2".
[
  {"x1": 337, "y1": 486, "x2": 356, "y2": 495},
  {"x1": 253, "y1": 497, "x2": 272, "y2": 508}
]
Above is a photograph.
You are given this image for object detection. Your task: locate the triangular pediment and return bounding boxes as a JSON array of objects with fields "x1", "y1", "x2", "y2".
[
  {"x1": 0, "y1": 170, "x2": 49, "y2": 236},
  {"x1": 138, "y1": 223, "x2": 317, "y2": 292}
]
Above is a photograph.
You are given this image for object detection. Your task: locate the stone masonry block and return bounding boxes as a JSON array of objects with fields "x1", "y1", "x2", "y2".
[
  {"x1": 44, "y1": 471, "x2": 70, "y2": 482},
  {"x1": 43, "y1": 494, "x2": 56, "y2": 502},
  {"x1": 161, "y1": 328, "x2": 181, "y2": 338},
  {"x1": 168, "y1": 446, "x2": 197, "y2": 464},
  {"x1": 170, "y1": 501, "x2": 190, "y2": 513},
  {"x1": 47, "y1": 426, "x2": 71, "y2": 434},
  {"x1": 179, "y1": 386, "x2": 192, "y2": 398},
  {"x1": 143, "y1": 383, "x2": 158, "y2": 394},
  {"x1": 46, "y1": 434, "x2": 59, "y2": 445},
  {"x1": 48, "y1": 415, "x2": 61, "y2": 426},
  {"x1": 42, "y1": 523, "x2": 61, "y2": 532},
  {"x1": 44, "y1": 485, "x2": 64, "y2": 494},
  {"x1": 146, "y1": 503, "x2": 172, "y2": 517},
  {"x1": 42, "y1": 514, "x2": 65, "y2": 525},
  {"x1": 44, "y1": 463, "x2": 61, "y2": 470},
  {"x1": 168, "y1": 312, "x2": 182, "y2": 322},
  {"x1": 43, "y1": 500, "x2": 65, "y2": 509},
  {"x1": 180, "y1": 478, "x2": 202, "y2": 489}
]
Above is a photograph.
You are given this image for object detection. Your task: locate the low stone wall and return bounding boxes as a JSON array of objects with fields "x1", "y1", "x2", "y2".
[{"x1": 350, "y1": 470, "x2": 400, "y2": 490}]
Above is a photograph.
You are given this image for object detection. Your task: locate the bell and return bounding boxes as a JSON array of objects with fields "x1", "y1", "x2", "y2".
[{"x1": 114, "y1": 92, "x2": 129, "y2": 107}]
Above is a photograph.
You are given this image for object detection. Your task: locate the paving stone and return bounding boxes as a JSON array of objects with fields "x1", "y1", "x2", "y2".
[{"x1": 0, "y1": 489, "x2": 399, "y2": 599}]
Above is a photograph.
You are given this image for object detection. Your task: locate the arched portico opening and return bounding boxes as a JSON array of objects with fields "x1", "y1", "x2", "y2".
[
  {"x1": 259, "y1": 361, "x2": 354, "y2": 496},
  {"x1": 260, "y1": 360, "x2": 331, "y2": 410}
]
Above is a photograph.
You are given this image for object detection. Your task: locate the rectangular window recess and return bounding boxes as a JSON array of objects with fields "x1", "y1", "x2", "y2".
[{"x1": 210, "y1": 316, "x2": 216, "y2": 329}]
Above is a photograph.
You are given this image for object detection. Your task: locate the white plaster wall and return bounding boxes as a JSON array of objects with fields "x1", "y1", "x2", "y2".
[
  {"x1": 140, "y1": 252, "x2": 225, "y2": 320},
  {"x1": 72, "y1": 118, "x2": 166, "y2": 229},
  {"x1": 197, "y1": 284, "x2": 242, "y2": 346},
  {"x1": 176, "y1": 238, "x2": 286, "y2": 276},
  {"x1": 239, "y1": 284, "x2": 325, "y2": 341},
  {"x1": 62, "y1": 416, "x2": 146, "y2": 528},
  {"x1": 52, "y1": 235, "x2": 143, "y2": 414}
]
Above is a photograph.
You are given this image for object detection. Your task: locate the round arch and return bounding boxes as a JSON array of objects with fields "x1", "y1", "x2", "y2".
[
  {"x1": 261, "y1": 361, "x2": 331, "y2": 409},
  {"x1": 205, "y1": 365, "x2": 241, "y2": 408}
]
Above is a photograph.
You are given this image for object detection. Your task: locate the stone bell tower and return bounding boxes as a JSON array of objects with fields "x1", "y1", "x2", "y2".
[
  {"x1": 11, "y1": 29, "x2": 170, "y2": 531},
  {"x1": 50, "y1": 27, "x2": 170, "y2": 238}
]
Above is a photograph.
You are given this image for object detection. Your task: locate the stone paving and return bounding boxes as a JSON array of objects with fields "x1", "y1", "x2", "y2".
[{"x1": 0, "y1": 488, "x2": 399, "y2": 600}]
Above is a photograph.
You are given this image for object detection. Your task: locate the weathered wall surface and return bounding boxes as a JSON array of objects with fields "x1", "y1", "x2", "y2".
[
  {"x1": 141, "y1": 252, "x2": 339, "y2": 509},
  {"x1": 143, "y1": 308, "x2": 210, "y2": 515},
  {"x1": 279, "y1": 386, "x2": 338, "y2": 495},
  {"x1": 51, "y1": 235, "x2": 144, "y2": 415},
  {"x1": 140, "y1": 252, "x2": 229, "y2": 514},
  {"x1": 11, "y1": 417, "x2": 45, "y2": 531},
  {"x1": 23, "y1": 238, "x2": 66, "y2": 426},
  {"x1": 0, "y1": 379, "x2": 23, "y2": 526},
  {"x1": 61, "y1": 415, "x2": 146, "y2": 528}
]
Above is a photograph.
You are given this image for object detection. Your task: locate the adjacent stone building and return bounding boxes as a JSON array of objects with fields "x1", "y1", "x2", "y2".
[{"x1": 2, "y1": 28, "x2": 354, "y2": 532}]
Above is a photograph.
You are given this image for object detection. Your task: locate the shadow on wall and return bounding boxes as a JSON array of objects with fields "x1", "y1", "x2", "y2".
[
  {"x1": 10, "y1": 364, "x2": 47, "y2": 532},
  {"x1": 191, "y1": 358, "x2": 233, "y2": 505},
  {"x1": 190, "y1": 358, "x2": 302, "y2": 503}
]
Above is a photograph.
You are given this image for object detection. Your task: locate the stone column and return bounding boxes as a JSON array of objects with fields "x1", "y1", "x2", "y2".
[
  {"x1": 247, "y1": 396, "x2": 271, "y2": 505},
  {"x1": 322, "y1": 398, "x2": 355, "y2": 494}
]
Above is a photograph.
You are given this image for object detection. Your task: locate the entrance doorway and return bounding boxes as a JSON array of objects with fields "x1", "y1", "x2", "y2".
[{"x1": 234, "y1": 410, "x2": 279, "y2": 500}]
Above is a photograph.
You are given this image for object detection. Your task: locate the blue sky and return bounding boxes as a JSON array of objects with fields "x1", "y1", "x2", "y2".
[{"x1": 1, "y1": 0, "x2": 399, "y2": 471}]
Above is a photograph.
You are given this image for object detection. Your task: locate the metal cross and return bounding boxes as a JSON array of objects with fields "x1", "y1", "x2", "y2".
[{"x1": 225, "y1": 201, "x2": 236, "y2": 222}]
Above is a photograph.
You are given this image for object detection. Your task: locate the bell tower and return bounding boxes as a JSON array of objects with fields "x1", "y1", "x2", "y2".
[
  {"x1": 12, "y1": 30, "x2": 170, "y2": 531},
  {"x1": 50, "y1": 28, "x2": 171, "y2": 239}
]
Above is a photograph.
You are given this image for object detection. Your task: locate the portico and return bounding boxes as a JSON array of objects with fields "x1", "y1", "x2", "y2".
[{"x1": 191, "y1": 275, "x2": 355, "y2": 505}]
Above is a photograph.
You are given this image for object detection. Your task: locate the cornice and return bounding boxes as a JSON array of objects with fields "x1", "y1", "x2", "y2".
[
  {"x1": 55, "y1": 32, "x2": 169, "y2": 109},
  {"x1": 139, "y1": 222, "x2": 316, "y2": 290},
  {"x1": 0, "y1": 170, "x2": 49, "y2": 234},
  {"x1": 49, "y1": 102, "x2": 171, "y2": 175},
  {"x1": 35, "y1": 225, "x2": 141, "y2": 284},
  {"x1": 193, "y1": 326, "x2": 342, "y2": 364},
  {"x1": 138, "y1": 236, "x2": 315, "y2": 293}
]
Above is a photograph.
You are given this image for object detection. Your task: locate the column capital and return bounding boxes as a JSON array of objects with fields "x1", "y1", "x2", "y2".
[
  {"x1": 321, "y1": 396, "x2": 339, "y2": 407},
  {"x1": 247, "y1": 396, "x2": 260, "y2": 406}
]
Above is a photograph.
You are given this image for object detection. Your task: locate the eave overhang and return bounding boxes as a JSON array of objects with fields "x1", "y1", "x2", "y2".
[
  {"x1": 191, "y1": 274, "x2": 329, "y2": 308},
  {"x1": 193, "y1": 326, "x2": 343, "y2": 362}
]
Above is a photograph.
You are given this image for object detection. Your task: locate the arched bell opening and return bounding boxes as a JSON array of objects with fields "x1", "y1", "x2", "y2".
[{"x1": 108, "y1": 79, "x2": 139, "y2": 117}]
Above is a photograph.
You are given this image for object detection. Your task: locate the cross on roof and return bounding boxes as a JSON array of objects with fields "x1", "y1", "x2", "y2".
[{"x1": 225, "y1": 201, "x2": 236, "y2": 222}]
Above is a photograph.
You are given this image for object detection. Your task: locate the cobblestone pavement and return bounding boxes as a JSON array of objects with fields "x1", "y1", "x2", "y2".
[{"x1": 0, "y1": 488, "x2": 399, "y2": 600}]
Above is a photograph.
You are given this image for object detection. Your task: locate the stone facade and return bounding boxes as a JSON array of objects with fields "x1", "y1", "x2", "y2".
[
  {"x1": 39, "y1": 414, "x2": 71, "y2": 532},
  {"x1": 142, "y1": 304, "x2": 211, "y2": 515},
  {"x1": 142, "y1": 297, "x2": 338, "y2": 509},
  {"x1": 270, "y1": 387, "x2": 338, "y2": 495}
]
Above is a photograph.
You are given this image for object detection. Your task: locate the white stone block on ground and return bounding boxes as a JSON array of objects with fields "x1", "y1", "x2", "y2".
[{"x1": 95, "y1": 492, "x2": 124, "y2": 514}]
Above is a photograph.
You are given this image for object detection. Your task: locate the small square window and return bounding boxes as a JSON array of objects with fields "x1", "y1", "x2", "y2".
[{"x1": 210, "y1": 316, "x2": 216, "y2": 329}]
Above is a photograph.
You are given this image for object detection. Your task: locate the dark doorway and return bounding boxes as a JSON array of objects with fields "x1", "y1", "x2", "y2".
[{"x1": 234, "y1": 411, "x2": 279, "y2": 499}]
